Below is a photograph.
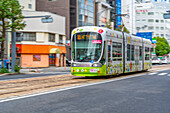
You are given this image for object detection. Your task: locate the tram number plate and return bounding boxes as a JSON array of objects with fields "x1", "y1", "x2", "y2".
[{"x1": 90, "y1": 69, "x2": 99, "y2": 72}]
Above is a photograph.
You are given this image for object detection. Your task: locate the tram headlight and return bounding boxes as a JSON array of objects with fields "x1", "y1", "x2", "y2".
[
  {"x1": 92, "y1": 63, "x2": 102, "y2": 67},
  {"x1": 72, "y1": 63, "x2": 77, "y2": 67}
]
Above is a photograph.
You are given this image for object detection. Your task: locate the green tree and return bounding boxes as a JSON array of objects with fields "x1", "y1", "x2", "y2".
[
  {"x1": 115, "y1": 24, "x2": 130, "y2": 33},
  {"x1": 155, "y1": 36, "x2": 170, "y2": 56},
  {"x1": 0, "y1": 0, "x2": 25, "y2": 68},
  {"x1": 105, "y1": 20, "x2": 111, "y2": 29}
]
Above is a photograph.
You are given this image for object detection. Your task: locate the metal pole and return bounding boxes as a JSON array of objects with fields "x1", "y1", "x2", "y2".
[
  {"x1": 97, "y1": 13, "x2": 99, "y2": 26},
  {"x1": 11, "y1": 31, "x2": 16, "y2": 72}
]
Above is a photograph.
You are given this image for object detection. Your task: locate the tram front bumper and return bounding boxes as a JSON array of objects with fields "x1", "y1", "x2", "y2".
[{"x1": 71, "y1": 66, "x2": 106, "y2": 76}]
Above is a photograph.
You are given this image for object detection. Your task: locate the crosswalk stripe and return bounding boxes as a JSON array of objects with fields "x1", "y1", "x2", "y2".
[
  {"x1": 158, "y1": 73, "x2": 167, "y2": 76},
  {"x1": 149, "y1": 72, "x2": 157, "y2": 75}
]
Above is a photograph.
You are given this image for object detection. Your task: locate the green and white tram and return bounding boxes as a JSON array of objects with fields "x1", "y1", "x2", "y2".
[{"x1": 71, "y1": 26, "x2": 152, "y2": 76}]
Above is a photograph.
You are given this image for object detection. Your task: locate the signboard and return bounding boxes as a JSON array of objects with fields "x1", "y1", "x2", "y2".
[
  {"x1": 41, "y1": 17, "x2": 53, "y2": 23},
  {"x1": 163, "y1": 13, "x2": 170, "y2": 19},
  {"x1": 117, "y1": 0, "x2": 121, "y2": 28},
  {"x1": 136, "y1": 32, "x2": 152, "y2": 41},
  {"x1": 33, "y1": 55, "x2": 41, "y2": 61}
]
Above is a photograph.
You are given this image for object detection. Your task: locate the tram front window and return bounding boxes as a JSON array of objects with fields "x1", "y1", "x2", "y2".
[{"x1": 72, "y1": 32, "x2": 102, "y2": 62}]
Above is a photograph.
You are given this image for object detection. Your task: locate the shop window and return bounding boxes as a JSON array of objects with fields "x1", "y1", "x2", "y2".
[
  {"x1": 23, "y1": 32, "x2": 36, "y2": 41},
  {"x1": 49, "y1": 33, "x2": 55, "y2": 42},
  {"x1": 33, "y1": 55, "x2": 41, "y2": 61}
]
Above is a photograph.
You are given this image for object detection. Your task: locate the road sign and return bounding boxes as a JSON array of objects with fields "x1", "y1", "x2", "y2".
[
  {"x1": 163, "y1": 13, "x2": 170, "y2": 19},
  {"x1": 136, "y1": 32, "x2": 152, "y2": 41},
  {"x1": 41, "y1": 17, "x2": 53, "y2": 23}
]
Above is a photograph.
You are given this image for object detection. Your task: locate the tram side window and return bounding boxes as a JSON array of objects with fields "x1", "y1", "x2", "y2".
[
  {"x1": 112, "y1": 42, "x2": 122, "y2": 61},
  {"x1": 145, "y1": 47, "x2": 150, "y2": 60},
  {"x1": 127, "y1": 44, "x2": 130, "y2": 61},
  {"x1": 131, "y1": 45, "x2": 135, "y2": 61},
  {"x1": 108, "y1": 45, "x2": 111, "y2": 62},
  {"x1": 139, "y1": 46, "x2": 142, "y2": 60}
]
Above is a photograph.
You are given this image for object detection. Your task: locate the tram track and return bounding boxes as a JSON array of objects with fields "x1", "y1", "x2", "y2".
[{"x1": 0, "y1": 64, "x2": 169, "y2": 100}]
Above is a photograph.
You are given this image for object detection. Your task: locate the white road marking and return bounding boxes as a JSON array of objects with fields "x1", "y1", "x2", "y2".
[
  {"x1": 148, "y1": 72, "x2": 157, "y2": 75},
  {"x1": 158, "y1": 73, "x2": 167, "y2": 76},
  {"x1": 167, "y1": 74, "x2": 170, "y2": 77}
]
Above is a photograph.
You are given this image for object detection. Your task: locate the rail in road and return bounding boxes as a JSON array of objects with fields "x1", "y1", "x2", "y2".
[{"x1": 0, "y1": 64, "x2": 169, "y2": 100}]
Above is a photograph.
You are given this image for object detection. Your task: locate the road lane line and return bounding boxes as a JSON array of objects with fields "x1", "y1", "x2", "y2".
[
  {"x1": 148, "y1": 72, "x2": 157, "y2": 75},
  {"x1": 167, "y1": 74, "x2": 170, "y2": 77},
  {"x1": 158, "y1": 73, "x2": 167, "y2": 76}
]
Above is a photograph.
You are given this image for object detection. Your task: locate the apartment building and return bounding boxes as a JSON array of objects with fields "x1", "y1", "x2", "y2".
[{"x1": 135, "y1": 2, "x2": 170, "y2": 44}]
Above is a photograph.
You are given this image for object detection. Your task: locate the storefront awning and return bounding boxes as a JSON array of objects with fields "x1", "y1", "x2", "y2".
[{"x1": 50, "y1": 48, "x2": 61, "y2": 54}]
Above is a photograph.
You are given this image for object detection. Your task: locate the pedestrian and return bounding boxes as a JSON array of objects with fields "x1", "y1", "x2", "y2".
[{"x1": 4, "y1": 57, "x2": 10, "y2": 69}]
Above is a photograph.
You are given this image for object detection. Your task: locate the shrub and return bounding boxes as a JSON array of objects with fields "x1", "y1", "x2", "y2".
[
  {"x1": 0, "y1": 67, "x2": 9, "y2": 73},
  {"x1": 15, "y1": 64, "x2": 20, "y2": 73}
]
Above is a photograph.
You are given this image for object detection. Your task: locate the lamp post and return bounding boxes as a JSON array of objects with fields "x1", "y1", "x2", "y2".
[{"x1": 96, "y1": 1, "x2": 114, "y2": 26}]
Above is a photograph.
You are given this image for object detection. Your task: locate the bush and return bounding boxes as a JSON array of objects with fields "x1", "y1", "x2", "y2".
[
  {"x1": 15, "y1": 64, "x2": 20, "y2": 73},
  {"x1": 0, "y1": 67, "x2": 9, "y2": 73}
]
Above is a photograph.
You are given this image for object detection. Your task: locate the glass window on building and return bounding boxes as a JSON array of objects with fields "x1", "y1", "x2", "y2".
[
  {"x1": 28, "y1": 4, "x2": 32, "y2": 9},
  {"x1": 160, "y1": 27, "x2": 164, "y2": 30},
  {"x1": 148, "y1": 12, "x2": 154, "y2": 15},
  {"x1": 156, "y1": 27, "x2": 159, "y2": 30},
  {"x1": 142, "y1": 19, "x2": 146, "y2": 22},
  {"x1": 148, "y1": 19, "x2": 154, "y2": 22},
  {"x1": 142, "y1": 12, "x2": 146, "y2": 15},
  {"x1": 136, "y1": 12, "x2": 140, "y2": 16},
  {"x1": 156, "y1": 34, "x2": 159, "y2": 36},
  {"x1": 161, "y1": 20, "x2": 164, "y2": 23},
  {"x1": 136, "y1": 20, "x2": 140, "y2": 22},
  {"x1": 49, "y1": 33, "x2": 55, "y2": 42},
  {"x1": 161, "y1": 34, "x2": 164, "y2": 37},
  {"x1": 155, "y1": 20, "x2": 159, "y2": 23},
  {"x1": 59, "y1": 35, "x2": 63, "y2": 44},
  {"x1": 23, "y1": 32, "x2": 36, "y2": 41},
  {"x1": 148, "y1": 26, "x2": 154, "y2": 30}
]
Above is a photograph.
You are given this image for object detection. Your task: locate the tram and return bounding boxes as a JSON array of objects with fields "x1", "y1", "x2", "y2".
[{"x1": 71, "y1": 26, "x2": 152, "y2": 76}]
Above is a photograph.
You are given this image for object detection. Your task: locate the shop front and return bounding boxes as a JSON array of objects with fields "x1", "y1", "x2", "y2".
[{"x1": 20, "y1": 44, "x2": 66, "y2": 68}]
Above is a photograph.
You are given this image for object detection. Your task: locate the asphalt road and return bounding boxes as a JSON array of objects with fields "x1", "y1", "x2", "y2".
[{"x1": 0, "y1": 69, "x2": 170, "y2": 113}]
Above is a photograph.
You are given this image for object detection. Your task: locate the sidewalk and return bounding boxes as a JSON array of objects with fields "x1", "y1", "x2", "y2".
[
  {"x1": 0, "y1": 67, "x2": 71, "y2": 76},
  {"x1": 20, "y1": 67, "x2": 71, "y2": 73}
]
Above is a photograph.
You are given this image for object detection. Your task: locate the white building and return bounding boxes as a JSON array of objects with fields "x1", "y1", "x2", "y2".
[
  {"x1": 135, "y1": 2, "x2": 170, "y2": 44},
  {"x1": 18, "y1": 0, "x2": 36, "y2": 11},
  {"x1": 121, "y1": 0, "x2": 136, "y2": 35}
]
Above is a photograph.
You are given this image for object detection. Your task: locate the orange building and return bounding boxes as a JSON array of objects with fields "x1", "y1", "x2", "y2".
[{"x1": 15, "y1": 44, "x2": 66, "y2": 68}]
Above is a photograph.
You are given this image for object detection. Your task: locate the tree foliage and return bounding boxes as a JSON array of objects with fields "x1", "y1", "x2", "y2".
[
  {"x1": 115, "y1": 24, "x2": 130, "y2": 34},
  {"x1": 155, "y1": 36, "x2": 170, "y2": 56},
  {"x1": 0, "y1": 0, "x2": 25, "y2": 68}
]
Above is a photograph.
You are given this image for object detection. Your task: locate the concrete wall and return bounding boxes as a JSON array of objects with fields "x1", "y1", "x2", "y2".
[
  {"x1": 21, "y1": 11, "x2": 65, "y2": 35},
  {"x1": 21, "y1": 54, "x2": 49, "y2": 67}
]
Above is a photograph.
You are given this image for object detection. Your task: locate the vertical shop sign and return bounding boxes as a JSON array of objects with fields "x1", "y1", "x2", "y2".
[{"x1": 117, "y1": 0, "x2": 121, "y2": 28}]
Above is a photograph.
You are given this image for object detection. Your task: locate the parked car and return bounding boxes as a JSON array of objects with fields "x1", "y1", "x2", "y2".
[
  {"x1": 168, "y1": 58, "x2": 170, "y2": 64},
  {"x1": 161, "y1": 58, "x2": 168, "y2": 64},
  {"x1": 152, "y1": 57, "x2": 161, "y2": 64}
]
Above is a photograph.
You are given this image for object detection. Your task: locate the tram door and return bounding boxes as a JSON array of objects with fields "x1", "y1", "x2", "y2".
[{"x1": 49, "y1": 54, "x2": 56, "y2": 66}]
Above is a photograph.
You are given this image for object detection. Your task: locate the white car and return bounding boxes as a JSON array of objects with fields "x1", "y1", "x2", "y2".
[
  {"x1": 161, "y1": 58, "x2": 168, "y2": 64},
  {"x1": 152, "y1": 57, "x2": 161, "y2": 64}
]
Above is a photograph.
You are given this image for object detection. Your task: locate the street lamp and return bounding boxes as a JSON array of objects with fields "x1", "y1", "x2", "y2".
[{"x1": 96, "y1": 1, "x2": 114, "y2": 26}]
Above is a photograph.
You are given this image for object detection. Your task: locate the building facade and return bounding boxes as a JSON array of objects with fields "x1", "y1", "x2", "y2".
[
  {"x1": 36, "y1": 0, "x2": 70, "y2": 59},
  {"x1": 15, "y1": 11, "x2": 66, "y2": 67},
  {"x1": 135, "y1": 2, "x2": 170, "y2": 44}
]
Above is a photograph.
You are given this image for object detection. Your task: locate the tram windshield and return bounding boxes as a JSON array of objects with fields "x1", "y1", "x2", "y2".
[{"x1": 72, "y1": 32, "x2": 102, "y2": 62}]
